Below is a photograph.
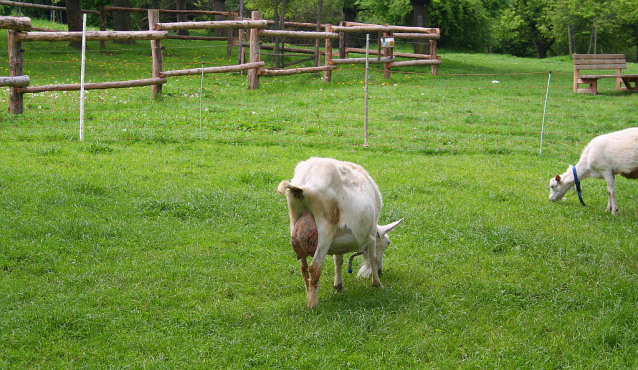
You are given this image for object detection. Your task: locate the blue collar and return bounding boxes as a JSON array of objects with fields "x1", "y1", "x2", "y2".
[{"x1": 572, "y1": 165, "x2": 586, "y2": 206}]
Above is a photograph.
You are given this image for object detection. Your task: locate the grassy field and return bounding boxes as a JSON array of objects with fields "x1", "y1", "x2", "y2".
[
  {"x1": 0, "y1": 19, "x2": 636, "y2": 154},
  {"x1": 2, "y1": 19, "x2": 638, "y2": 369}
]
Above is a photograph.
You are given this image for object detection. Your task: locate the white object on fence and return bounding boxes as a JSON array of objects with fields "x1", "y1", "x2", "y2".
[
  {"x1": 364, "y1": 33, "x2": 369, "y2": 148},
  {"x1": 79, "y1": 14, "x2": 87, "y2": 141},
  {"x1": 380, "y1": 37, "x2": 394, "y2": 48},
  {"x1": 539, "y1": 71, "x2": 552, "y2": 155}
]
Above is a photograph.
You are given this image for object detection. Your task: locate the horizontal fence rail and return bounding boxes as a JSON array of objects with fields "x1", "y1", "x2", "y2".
[
  {"x1": 155, "y1": 20, "x2": 269, "y2": 31},
  {"x1": 15, "y1": 30, "x2": 168, "y2": 41},
  {"x1": 0, "y1": 75, "x2": 29, "y2": 87},
  {"x1": 260, "y1": 30, "x2": 339, "y2": 39},
  {"x1": 161, "y1": 62, "x2": 265, "y2": 77},
  {"x1": 18, "y1": 77, "x2": 168, "y2": 93},
  {"x1": 1, "y1": 13, "x2": 441, "y2": 113}
]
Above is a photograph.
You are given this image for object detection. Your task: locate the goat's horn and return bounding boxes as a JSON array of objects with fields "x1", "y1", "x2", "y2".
[{"x1": 377, "y1": 218, "x2": 404, "y2": 238}]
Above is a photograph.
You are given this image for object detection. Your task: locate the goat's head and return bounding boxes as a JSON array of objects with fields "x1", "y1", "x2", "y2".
[
  {"x1": 357, "y1": 218, "x2": 403, "y2": 277},
  {"x1": 549, "y1": 173, "x2": 573, "y2": 202}
]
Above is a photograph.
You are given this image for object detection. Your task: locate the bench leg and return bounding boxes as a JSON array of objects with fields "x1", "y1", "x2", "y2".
[
  {"x1": 619, "y1": 77, "x2": 638, "y2": 92},
  {"x1": 577, "y1": 78, "x2": 598, "y2": 95}
]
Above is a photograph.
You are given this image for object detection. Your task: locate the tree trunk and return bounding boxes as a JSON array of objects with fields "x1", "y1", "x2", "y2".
[
  {"x1": 176, "y1": 0, "x2": 189, "y2": 36},
  {"x1": 66, "y1": 0, "x2": 82, "y2": 49},
  {"x1": 315, "y1": 0, "x2": 322, "y2": 67},
  {"x1": 214, "y1": 0, "x2": 225, "y2": 37},
  {"x1": 279, "y1": 0, "x2": 288, "y2": 68},
  {"x1": 273, "y1": 0, "x2": 288, "y2": 68},
  {"x1": 410, "y1": 0, "x2": 430, "y2": 54},
  {"x1": 533, "y1": 41, "x2": 552, "y2": 58},
  {"x1": 342, "y1": 1, "x2": 361, "y2": 48},
  {"x1": 113, "y1": 0, "x2": 135, "y2": 44},
  {"x1": 280, "y1": 0, "x2": 287, "y2": 30},
  {"x1": 273, "y1": 0, "x2": 280, "y2": 68},
  {"x1": 529, "y1": 20, "x2": 553, "y2": 58}
]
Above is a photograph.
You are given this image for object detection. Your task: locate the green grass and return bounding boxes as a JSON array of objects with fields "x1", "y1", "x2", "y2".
[
  {"x1": 3, "y1": 142, "x2": 638, "y2": 368},
  {"x1": 2, "y1": 19, "x2": 638, "y2": 369}
]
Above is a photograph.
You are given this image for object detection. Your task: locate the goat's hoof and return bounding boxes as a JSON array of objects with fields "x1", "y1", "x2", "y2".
[
  {"x1": 333, "y1": 284, "x2": 343, "y2": 291},
  {"x1": 307, "y1": 295, "x2": 318, "y2": 308}
]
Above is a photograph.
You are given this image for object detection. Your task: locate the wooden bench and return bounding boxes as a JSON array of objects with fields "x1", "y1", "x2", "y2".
[{"x1": 573, "y1": 54, "x2": 638, "y2": 95}]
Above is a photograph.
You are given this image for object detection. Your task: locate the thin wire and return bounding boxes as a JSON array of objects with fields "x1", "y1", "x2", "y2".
[
  {"x1": 539, "y1": 71, "x2": 552, "y2": 155},
  {"x1": 364, "y1": 34, "x2": 369, "y2": 148},
  {"x1": 199, "y1": 61, "x2": 204, "y2": 140},
  {"x1": 79, "y1": 14, "x2": 87, "y2": 141}
]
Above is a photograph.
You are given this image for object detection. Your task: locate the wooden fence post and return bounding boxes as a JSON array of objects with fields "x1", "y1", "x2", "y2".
[
  {"x1": 430, "y1": 39, "x2": 438, "y2": 75},
  {"x1": 323, "y1": 24, "x2": 332, "y2": 82},
  {"x1": 377, "y1": 29, "x2": 382, "y2": 60},
  {"x1": 338, "y1": 21, "x2": 346, "y2": 58},
  {"x1": 383, "y1": 25, "x2": 392, "y2": 79},
  {"x1": 227, "y1": 9, "x2": 235, "y2": 57},
  {"x1": 8, "y1": 29, "x2": 24, "y2": 114},
  {"x1": 148, "y1": 9, "x2": 163, "y2": 98},
  {"x1": 248, "y1": 11, "x2": 261, "y2": 90},
  {"x1": 99, "y1": 5, "x2": 107, "y2": 50}
]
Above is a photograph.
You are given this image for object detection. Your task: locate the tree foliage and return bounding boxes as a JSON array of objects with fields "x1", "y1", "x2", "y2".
[
  {"x1": 245, "y1": 0, "x2": 344, "y2": 24},
  {"x1": 352, "y1": 0, "x2": 638, "y2": 58}
]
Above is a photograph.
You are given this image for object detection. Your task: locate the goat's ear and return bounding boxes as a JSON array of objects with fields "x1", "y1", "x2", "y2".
[
  {"x1": 377, "y1": 218, "x2": 404, "y2": 238},
  {"x1": 555, "y1": 175, "x2": 561, "y2": 183}
]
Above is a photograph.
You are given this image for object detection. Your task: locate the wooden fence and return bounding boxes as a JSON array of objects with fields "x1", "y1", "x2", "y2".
[{"x1": 1, "y1": 12, "x2": 440, "y2": 114}]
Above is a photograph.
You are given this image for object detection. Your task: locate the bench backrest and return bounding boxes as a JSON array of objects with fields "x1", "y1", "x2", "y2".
[{"x1": 573, "y1": 54, "x2": 627, "y2": 71}]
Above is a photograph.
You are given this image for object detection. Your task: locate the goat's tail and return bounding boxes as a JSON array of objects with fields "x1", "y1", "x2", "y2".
[
  {"x1": 277, "y1": 180, "x2": 291, "y2": 194},
  {"x1": 357, "y1": 263, "x2": 373, "y2": 278},
  {"x1": 277, "y1": 180, "x2": 304, "y2": 199},
  {"x1": 357, "y1": 252, "x2": 383, "y2": 278}
]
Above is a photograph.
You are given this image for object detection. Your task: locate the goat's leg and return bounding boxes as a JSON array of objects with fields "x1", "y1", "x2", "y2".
[
  {"x1": 306, "y1": 263, "x2": 322, "y2": 308},
  {"x1": 364, "y1": 239, "x2": 383, "y2": 288},
  {"x1": 604, "y1": 174, "x2": 618, "y2": 215},
  {"x1": 333, "y1": 255, "x2": 344, "y2": 291},
  {"x1": 370, "y1": 260, "x2": 383, "y2": 288},
  {"x1": 300, "y1": 257, "x2": 310, "y2": 290},
  {"x1": 307, "y1": 246, "x2": 331, "y2": 307},
  {"x1": 302, "y1": 216, "x2": 337, "y2": 308},
  {"x1": 306, "y1": 224, "x2": 335, "y2": 308}
]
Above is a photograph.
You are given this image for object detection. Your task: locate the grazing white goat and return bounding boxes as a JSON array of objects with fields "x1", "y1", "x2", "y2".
[
  {"x1": 278, "y1": 157, "x2": 403, "y2": 308},
  {"x1": 549, "y1": 127, "x2": 638, "y2": 215}
]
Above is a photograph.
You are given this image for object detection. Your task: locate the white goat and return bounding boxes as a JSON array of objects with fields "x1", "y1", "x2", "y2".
[
  {"x1": 549, "y1": 127, "x2": 638, "y2": 215},
  {"x1": 278, "y1": 157, "x2": 403, "y2": 308}
]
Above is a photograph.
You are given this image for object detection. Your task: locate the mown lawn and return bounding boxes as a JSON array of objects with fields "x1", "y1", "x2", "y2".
[{"x1": 2, "y1": 140, "x2": 638, "y2": 368}]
